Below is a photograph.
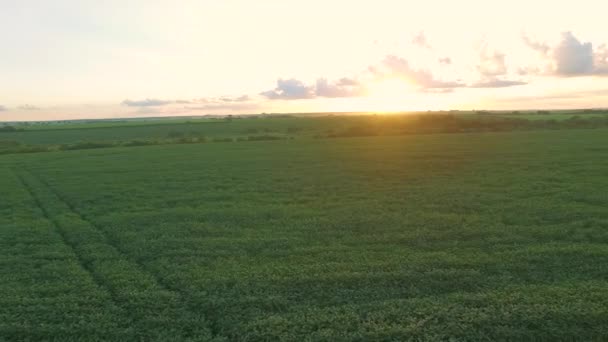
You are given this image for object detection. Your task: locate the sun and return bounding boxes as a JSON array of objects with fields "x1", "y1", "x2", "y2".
[
  {"x1": 369, "y1": 79, "x2": 415, "y2": 98},
  {"x1": 366, "y1": 79, "x2": 417, "y2": 112}
]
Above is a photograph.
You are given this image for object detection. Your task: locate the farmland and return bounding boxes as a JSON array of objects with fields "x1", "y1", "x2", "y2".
[{"x1": 2, "y1": 114, "x2": 608, "y2": 340}]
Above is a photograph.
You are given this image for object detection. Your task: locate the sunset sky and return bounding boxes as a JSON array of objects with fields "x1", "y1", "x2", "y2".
[{"x1": 2, "y1": 0, "x2": 608, "y2": 120}]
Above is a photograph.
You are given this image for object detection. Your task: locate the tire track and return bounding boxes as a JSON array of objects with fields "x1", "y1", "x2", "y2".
[
  {"x1": 25, "y1": 168, "x2": 224, "y2": 341},
  {"x1": 13, "y1": 169, "x2": 121, "y2": 304},
  {"x1": 12, "y1": 168, "x2": 135, "y2": 338}
]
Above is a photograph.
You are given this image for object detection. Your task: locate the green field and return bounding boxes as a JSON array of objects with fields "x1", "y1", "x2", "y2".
[
  {"x1": 2, "y1": 111, "x2": 608, "y2": 149},
  {"x1": 2, "y1": 117, "x2": 608, "y2": 340}
]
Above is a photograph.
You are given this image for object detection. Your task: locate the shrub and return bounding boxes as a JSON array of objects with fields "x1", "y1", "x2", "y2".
[
  {"x1": 213, "y1": 137, "x2": 234, "y2": 143},
  {"x1": 247, "y1": 135, "x2": 285, "y2": 141},
  {"x1": 167, "y1": 131, "x2": 185, "y2": 138},
  {"x1": 60, "y1": 142, "x2": 115, "y2": 150},
  {"x1": 122, "y1": 140, "x2": 158, "y2": 147},
  {"x1": 0, "y1": 125, "x2": 19, "y2": 132}
]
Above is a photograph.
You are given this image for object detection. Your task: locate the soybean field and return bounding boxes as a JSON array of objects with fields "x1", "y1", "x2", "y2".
[{"x1": 2, "y1": 117, "x2": 608, "y2": 340}]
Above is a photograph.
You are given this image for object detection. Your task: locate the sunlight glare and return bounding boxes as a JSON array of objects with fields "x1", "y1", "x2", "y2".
[{"x1": 366, "y1": 79, "x2": 417, "y2": 112}]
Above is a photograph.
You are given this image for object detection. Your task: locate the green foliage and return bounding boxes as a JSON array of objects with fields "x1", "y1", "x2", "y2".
[
  {"x1": 0, "y1": 125, "x2": 21, "y2": 132},
  {"x1": 60, "y1": 141, "x2": 115, "y2": 150},
  {"x1": 2, "y1": 123, "x2": 608, "y2": 340},
  {"x1": 3, "y1": 113, "x2": 608, "y2": 156}
]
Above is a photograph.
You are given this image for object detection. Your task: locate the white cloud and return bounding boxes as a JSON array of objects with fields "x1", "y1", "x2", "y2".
[
  {"x1": 18, "y1": 104, "x2": 41, "y2": 110},
  {"x1": 260, "y1": 79, "x2": 315, "y2": 100},
  {"x1": 554, "y1": 32, "x2": 594, "y2": 76},
  {"x1": 470, "y1": 79, "x2": 527, "y2": 88},
  {"x1": 261, "y1": 78, "x2": 365, "y2": 100},
  {"x1": 523, "y1": 32, "x2": 608, "y2": 76},
  {"x1": 477, "y1": 50, "x2": 507, "y2": 77},
  {"x1": 122, "y1": 98, "x2": 173, "y2": 107},
  {"x1": 315, "y1": 78, "x2": 366, "y2": 98}
]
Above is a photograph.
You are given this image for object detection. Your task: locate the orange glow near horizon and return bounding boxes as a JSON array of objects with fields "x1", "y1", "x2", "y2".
[
  {"x1": 361, "y1": 79, "x2": 466, "y2": 112},
  {"x1": 366, "y1": 79, "x2": 417, "y2": 112}
]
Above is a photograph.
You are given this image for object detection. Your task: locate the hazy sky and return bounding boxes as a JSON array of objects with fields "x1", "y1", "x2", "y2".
[{"x1": 1, "y1": 0, "x2": 608, "y2": 120}]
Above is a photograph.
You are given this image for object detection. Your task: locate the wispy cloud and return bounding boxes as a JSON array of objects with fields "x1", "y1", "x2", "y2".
[
  {"x1": 185, "y1": 102, "x2": 259, "y2": 112},
  {"x1": 470, "y1": 79, "x2": 527, "y2": 88},
  {"x1": 18, "y1": 104, "x2": 41, "y2": 110},
  {"x1": 315, "y1": 78, "x2": 366, "y2": 98},
  {"x1": 184, "y1": 96, "x2": 252, "y2": 105},
  {"x1": 477, "y1": 50, "x2": 507, "y2": 77},
  {"x1": 183, "y1": 96, "x2": 258, "y2": 112},
  {"x1": 122, "y1": 98, "x2": 174, "y2": 107},
  {"x1": 412, "y1": 31, "x2": 431, "y2": 49},
  {"x1": 522, "y1": 34, "x2": 551, "y2": 56},
  {"x1": 372, "y1": 55, "x2": 465, "y2": 89},
  {"x1": 0, "y1": 105, "x2": 7, "y2": 111},
  {"x1": 121, "y1": 95, "x2": 257, "y2": 114},
  {"x1": 438, "y1": 57, "x2": 452, "y2": 65},
  {"x1": 218, "y1": 95, "x2": 250, "y2": 103},
  {"x1": 472, "y1": 47, "x2": 527, "y2": 88}
]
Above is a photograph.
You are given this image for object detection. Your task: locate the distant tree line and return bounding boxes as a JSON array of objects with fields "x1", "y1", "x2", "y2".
[
  {"x1": 0, "y1": 125, "x2": 22, "y2": 132},
  {"x1": 320, "y1": 114, "x2": 608, "y2": 139}
]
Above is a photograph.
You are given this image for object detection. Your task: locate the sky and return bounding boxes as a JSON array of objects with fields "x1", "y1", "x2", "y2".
[{"x1": 1, "y1": 0, "x2": 608, "y2": 121}]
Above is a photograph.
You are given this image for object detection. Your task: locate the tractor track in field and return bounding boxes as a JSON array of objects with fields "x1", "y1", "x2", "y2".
[
  {"x1": 21, "y1": 168, "x2": 225, "y2": 340},
  {"x1": 12, "y1": 169, "x2": 127, "y2": 312}
]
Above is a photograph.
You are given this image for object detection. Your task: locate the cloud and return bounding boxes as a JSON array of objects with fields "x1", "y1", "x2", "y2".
[
  {"x1": 523, "y1": 32, "x2": 608, "y2": 77},
  {"x1": 0, "y1": 105, "x2": 6, "y2": 111},
  {"x1": 262, "y1": 50, "x2": 530, "y2": 100},
  {"x1": 522, "y1": 35, "x2": 551, "y2": 56},
  {"x1": 315, "y1": 78, "x2": 366, "y2": 98},
  {"x1": 594, "y1": 44, "x2": 608, "y2": 74},
  {"x1": 219, "y1": 95, "x2": 250, "y2": 102},
  {"x1": 123, "y1": 95, "x2": 254, "y2": 109},
  {"x1": 412, "y1": 31, "x2": 430, "y2": 49},
  {"x1": 18, "y1": 104, "x2": 40, "y2": 110},
  {"x1": 553, "y1": 32, "x2": 594, "y2": 76},
  {"x1": 438, "y1": 57, "x2": 452, "y2": 65},
  {"x1": 261, "y1": 78, "x2": 365, "y2": 100},
  {"x1": 422, "y1": 88, "x2": 455, "y2": 94},
  {"x1": 517, "y1": 66, "x2": 541, "y2": 76},
  {"x1": 187, "y1": 95, "x2": 253, "y2": 104},
  {"x1": 122, "y1": 98, "x2": 173, "y2": 107},
  {"x1": 260, "y1": 78, "x2": 315, "y2": 100},
  {"x1": 183, "y1": 95, "x2": 258, "y2": 112},
  {"x1": 470, "y1": 79, "x2": 527, "y2": 88},
  {"x1": 375, "y1": 55, "x2": 465, "y2": 89},
  {"x1": 185, "y1": 103, "x2": 259, "y2": 112},
  {"x1": 477, "y1": 50, "x2": 507, "y2": 77},
  {"x1": 471, "y1": 49, "x2": 527, "y2": 88},
  {"x1": 492, "y1": 88, "x2": 608, "y2": 109}
]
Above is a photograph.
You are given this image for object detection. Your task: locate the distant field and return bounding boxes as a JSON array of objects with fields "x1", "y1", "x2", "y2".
[
  {"x1": 13, "y1": 118, "x2": 219, "y2": 131},
  {"x1": 495, "y1": 113, "x2": 608, "y2": 120},
  {"x1": 2, "y1": 126, "x2": 608, "y2": 340},
  {"x1": 2, "y1": 111, "x2": 608, "y2": 148},
  {"x1": 10, "y1": 110, "x2": 608, "y2": 131},
  {"x1": 1, "y1": 115, "x2": 356, "y2": 145}
]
